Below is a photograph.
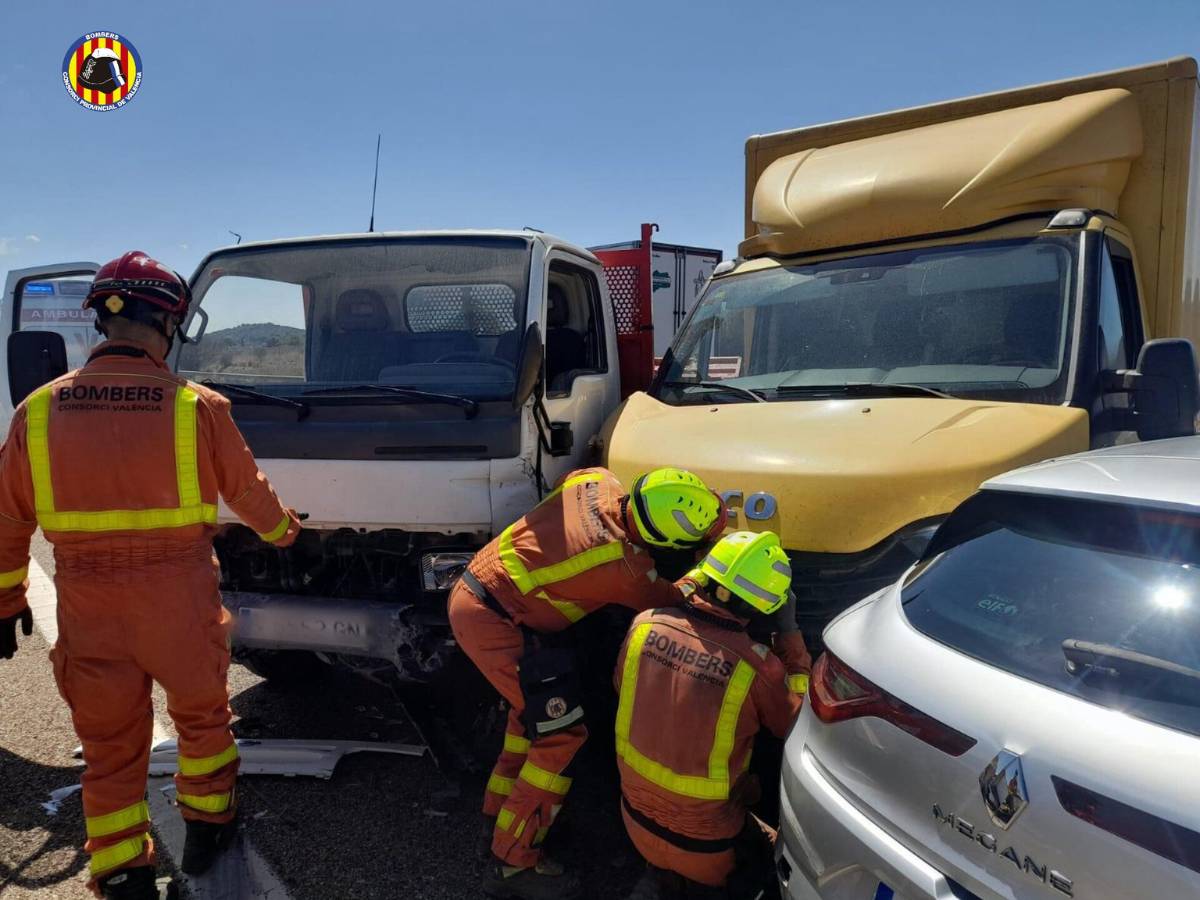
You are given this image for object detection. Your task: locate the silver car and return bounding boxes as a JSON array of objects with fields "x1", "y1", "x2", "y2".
[{"x1": 777, "y1": 438, "x2": 1200, "y2": 900}]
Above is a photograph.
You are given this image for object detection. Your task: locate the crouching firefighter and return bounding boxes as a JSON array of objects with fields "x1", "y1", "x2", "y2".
[
  {"x1": 615, "y1": 531, "x2": 812, "y2": 899},
  {"x1": 0, "y1": 252, "x2": 302, "y2": 899},
  {"x1": 449, "y1": 466, "x2": 726, "y2": 900}
]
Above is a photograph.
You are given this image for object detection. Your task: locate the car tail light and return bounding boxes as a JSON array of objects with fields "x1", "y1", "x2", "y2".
[
  {"x1": 809, "y1": 652, "x2": 977, "y2": 757},
  {"x1": 1052, "y1": 776, "x2": 1200, "y2": 875}
]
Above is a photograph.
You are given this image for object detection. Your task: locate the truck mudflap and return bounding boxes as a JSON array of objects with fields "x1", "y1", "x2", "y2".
[{"x1": 225, "y1": 591, "x2": 452, "y2": 681}]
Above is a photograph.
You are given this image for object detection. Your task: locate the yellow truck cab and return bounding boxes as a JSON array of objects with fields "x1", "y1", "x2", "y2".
[{"x1": 603, "y1": 58, "x2": 1200, "y2": 638}]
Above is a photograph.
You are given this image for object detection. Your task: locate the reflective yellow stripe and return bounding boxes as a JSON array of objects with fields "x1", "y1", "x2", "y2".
[
  {"x1": 503, "y1": 733, "x2": 531, "y2": 755},
  {"x1": 86, "y1": 801, "x2": 149, "y2": 839},
  {"x1": 26, "y1": 389, "x2": 55, "y2": 516},
  {"x1": 541, "y1": 591, "x2": 587, "y2": 624},
  {"x1": 486, "y1": 774, "x2": 515, "y2": 797},
  {"x1": 26, "y1": 385, "x2": 215, "y2": 533},
  {"x1": 177, "y1": 791, "x2": 231, "y2": 814},
  {"x1": 178, "y1": 743, "x2": 238, "y2": 777},
  {"x1": 174, "y1": 388, "x2": 201, "y2": 508},
  {"x1": 708, "y1": 660, "x2": 755, "y2": 784},
  {"x1": 787, "y1": 673, "x2": 810, "y2": 695},
  {"x1": 257, "y1": 513, "x2": 290, "y2": 543},
  {"x1": 0, "y1": 564, "x2": 28, "y2": 589},
  {"x1": 497, "y1": 808, "x2": 516, "y2": 833},
  {"x1": 89, "y1": 833, "x2": 148, "y2": 875},
  {"x1": 518, "y1": 761, "x2": 572, "y2": 796},
  {"x1": 615, "y1": 622, "x2": 757, "y2": 801},
  {"x1": 35, "y1": 504, "x2": 219, "y2": 532},
  {"x1": 497, "y1": 807, "x2": 527, "y2": 839}
]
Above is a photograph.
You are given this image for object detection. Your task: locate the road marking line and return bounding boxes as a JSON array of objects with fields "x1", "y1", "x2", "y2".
[{"x1": 26, "y1": 557, "x2": 293, "y2": 900}]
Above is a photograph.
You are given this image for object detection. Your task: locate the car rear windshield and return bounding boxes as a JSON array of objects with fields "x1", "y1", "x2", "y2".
[{"x1": 902, "y1": 492, "x2": 1200, "y2": 738}]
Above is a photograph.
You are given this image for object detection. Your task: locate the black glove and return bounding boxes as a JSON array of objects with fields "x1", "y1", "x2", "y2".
[
  {"x1": 0, "y1": 606, "x2": 33, "y2": 660},
  {"x1": 771, "y1": 590, "x2": 799, "y2": 634}
]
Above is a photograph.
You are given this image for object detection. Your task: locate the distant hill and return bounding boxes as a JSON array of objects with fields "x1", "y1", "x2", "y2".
[{"x1": 177, "y1": 323, "x2": 305, "y2": 380}]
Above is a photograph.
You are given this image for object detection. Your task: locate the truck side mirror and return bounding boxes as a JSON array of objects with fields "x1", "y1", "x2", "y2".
[
  {"x1": 8, "y1": 331, "x2": 68, "y2": 407},
  {"x1": 1104, "y1": 338, "x2": 1200, "y2": 441},
  {"x1": 513, "y1": 323, "x2": 544, "y2": 410}
]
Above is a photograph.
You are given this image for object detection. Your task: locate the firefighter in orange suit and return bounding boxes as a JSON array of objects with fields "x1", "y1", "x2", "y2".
[
  {"x1": 449, "y1": 466, "x2": 726, "y2": 900},
  {"x1": 0, "y1": 252, "x2": 301, "y2": 900},
  {"x1": 615, "y1": 530, "x2": 812, "y2": 898}
]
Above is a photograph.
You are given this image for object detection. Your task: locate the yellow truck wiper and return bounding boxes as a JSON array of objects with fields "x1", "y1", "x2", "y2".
[
  {"x1": 774, "y1": 382, "x2": 951, "y2": 399},
  {"x1": 302, "y1": 384, "x2": 479, "y2": 419},
  {"x1": 202, "y1": 380, "x2": 311, "y2": 420},
  {"x1": 661, "y1": 380, "x2": 767, "y2": 403}
]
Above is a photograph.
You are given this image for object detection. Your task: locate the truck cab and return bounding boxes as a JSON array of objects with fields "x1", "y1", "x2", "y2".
[
  {"x1": 603, "y1": 58, "x2": 1200, "y2": 640},
  {"x1": 2, "y1": 229, "x2": 636, "y2": 681}
]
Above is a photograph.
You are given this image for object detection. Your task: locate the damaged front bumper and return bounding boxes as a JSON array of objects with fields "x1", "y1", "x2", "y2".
[{"x1": 225, "y1": 591, "x2": 454, "y2": 681}]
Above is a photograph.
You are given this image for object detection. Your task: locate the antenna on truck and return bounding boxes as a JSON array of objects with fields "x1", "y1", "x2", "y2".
[{"x1": 368, "y1": 133, "x2": 382, "y2": 233}]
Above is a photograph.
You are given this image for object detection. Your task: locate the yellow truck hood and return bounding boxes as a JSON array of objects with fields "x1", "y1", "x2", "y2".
[{"x1": 601, "y1": 392, "x2": 1088, "y2": 553}]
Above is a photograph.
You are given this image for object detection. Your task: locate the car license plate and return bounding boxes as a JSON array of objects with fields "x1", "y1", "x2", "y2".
[{"x1": 873, "y1": 884, "x2": 894, "y2": 900}]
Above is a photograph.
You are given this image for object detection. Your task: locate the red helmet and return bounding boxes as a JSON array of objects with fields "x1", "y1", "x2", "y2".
[{"x1": 84, "y1": 251, "x2": 190, "y2": 318}]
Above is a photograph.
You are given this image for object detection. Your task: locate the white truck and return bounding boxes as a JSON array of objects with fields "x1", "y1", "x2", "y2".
[{"x1": 0, "y1": 226, "x2": 669, "y2": 683}]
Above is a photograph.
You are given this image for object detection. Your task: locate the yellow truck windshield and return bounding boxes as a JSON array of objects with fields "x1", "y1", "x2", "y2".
[{"x1": 657, "y1": 235, "x2": 1080, "y2": 405}]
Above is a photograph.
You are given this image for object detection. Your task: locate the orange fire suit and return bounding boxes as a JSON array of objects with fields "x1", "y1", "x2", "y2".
[
  {"x1": 614, "y1": 591, "x2": 811, "y2": 888},
  {"x1": 448, "y1": 467, "x2": 686, "y2": 869},
  {"x1": 0, "y1": 340, "x2": 300, "y2": 887}
]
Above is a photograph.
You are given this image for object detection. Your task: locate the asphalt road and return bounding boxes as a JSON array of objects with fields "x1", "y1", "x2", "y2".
[{"x1": 2, "y1": 537, "x2": 654, "y2": 899}]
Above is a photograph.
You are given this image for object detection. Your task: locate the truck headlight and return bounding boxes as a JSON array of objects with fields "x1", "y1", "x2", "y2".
[{"x1": 421, "y1": 552, "x2": 474, "y2": 592}]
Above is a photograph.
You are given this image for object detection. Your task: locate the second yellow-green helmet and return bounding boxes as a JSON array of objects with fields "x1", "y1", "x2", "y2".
[
  {"x1": 629, "y1": 467, "x2": 724, "y2": 550},
  {"x1": 698, "y1": 530, "x2": 792, "y2": 615}
]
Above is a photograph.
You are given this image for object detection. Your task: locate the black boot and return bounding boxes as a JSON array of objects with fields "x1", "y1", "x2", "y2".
[
  {"x1": 98, "y1": 866, "x2": 178, "y2": 900},
  {"x1": 483, "y1": 855, "x2": 582, "y2": 900},
  {"x1": 477, "y1": 814, "x2": 497, "y2": 861},
  {"x1": 180, "y1": 818, "x2": 236, "y2": 875}
]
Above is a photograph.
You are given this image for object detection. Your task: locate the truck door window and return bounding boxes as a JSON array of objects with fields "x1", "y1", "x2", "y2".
[
  {"x1": 1097, "y1": 242, "x2": 1132, "y2": 371},
  {"x1": 545, "y1": 261, "x2": 607, "y2": 396},
  {"x1": 15, "y1": 276, "x2": 103, "y2": 370}
]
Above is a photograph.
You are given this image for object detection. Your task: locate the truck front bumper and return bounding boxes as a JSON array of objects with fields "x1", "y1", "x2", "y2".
[{"x1": 225, "y1": 591, "x2": 453, "y2": 680}]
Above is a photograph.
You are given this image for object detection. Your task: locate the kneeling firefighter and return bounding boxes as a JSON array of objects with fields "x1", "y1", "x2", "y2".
[
  {"x1": 449, "y1": 466, "x2": 726, "y2": 900},
  {"x1": 0, "y1": 252, "x2": 301, "y2": 899},
  {"x1": 615, "y1": 531, "x2": 812, "y2": 899}
]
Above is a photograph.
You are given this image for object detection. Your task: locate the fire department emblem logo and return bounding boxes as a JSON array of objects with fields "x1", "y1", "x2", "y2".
[
  {"x1": 62, "y1": 32, "x2": 142, "y2": 110},
  {"x1": 545, "y1": 697, "x2": 568, "y2": 719}
]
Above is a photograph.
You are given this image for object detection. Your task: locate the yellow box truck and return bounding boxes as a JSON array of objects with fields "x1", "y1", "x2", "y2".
[{"x1": 602, "y1": 57, "x2": 1200, "y2": 638}]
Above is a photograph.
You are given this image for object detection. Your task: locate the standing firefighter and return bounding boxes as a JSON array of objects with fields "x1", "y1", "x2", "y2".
[
  {"x1": 0, "y1": 252, "x2": 301, "y2": 899},
  {"x1": 449, "y1": 466, "x2": 726, "y2": 900},
  {"x1": 615, "y1": 531, "x2": 812, "y2": 899}
]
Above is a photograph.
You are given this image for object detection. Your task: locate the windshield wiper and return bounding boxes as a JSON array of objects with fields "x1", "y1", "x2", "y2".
[
  {"x1": 1062, "y1": 639, "x2": 1200, "y2": 703},
  {"x1": 201, "y1": 381, "x2": 310, "y2": 420},
  {"x1": 773, "y1": 382, "x2": 951, "y2": 399},
  {"x1": 302, "y1": 384, "x2": 479, "y2": 419},
  {"x1": 661, "y1": 380, "x2": 767, "y2": 403}
]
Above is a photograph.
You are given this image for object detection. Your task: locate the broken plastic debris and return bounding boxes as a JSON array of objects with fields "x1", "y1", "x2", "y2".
[{"x1": 42, "y1": 783, "x2": 82, "y2": 816}]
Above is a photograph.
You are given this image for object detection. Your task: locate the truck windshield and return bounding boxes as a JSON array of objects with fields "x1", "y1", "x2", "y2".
[
  {"x1": 655, "y1": 236, "x2": 1079, "y2": 405},
  {"x1": 179, "y1": 236, "x2": 531, "y2": 402}
]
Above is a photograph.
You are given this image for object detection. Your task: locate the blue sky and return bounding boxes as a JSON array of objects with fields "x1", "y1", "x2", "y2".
[{"x1": 2, "y1": 0, "x2": 1198, "y2": 277}]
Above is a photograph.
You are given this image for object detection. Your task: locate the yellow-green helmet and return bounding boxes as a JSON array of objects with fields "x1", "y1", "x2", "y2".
[
  {"x1": 698, "y1": 530, "x2": 792, "y2": 615},
  {"x1": 629, "y1": 467, "x2": 724, "y2": 550}
]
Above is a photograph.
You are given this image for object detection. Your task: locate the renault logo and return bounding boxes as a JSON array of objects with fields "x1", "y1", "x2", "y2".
[{"x1": 979, "y1": 750, "x2": 1028, "y2": 829}]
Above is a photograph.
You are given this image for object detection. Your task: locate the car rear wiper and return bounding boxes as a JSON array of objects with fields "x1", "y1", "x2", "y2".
[
  {"x1": 1062, "y1": 639, "x2": 1200, "y2": 703},
  {"x1": 202, "y1": 381, "x2": 310, "y2": 420},
  {"x1": 773, "y1": 382, "x2": 952, "y2": 399},
  {"x1": 302, "y1": 384, "x2": 479, "y2": 419},
  {"x1": 661, "y1": 380, "x2": 767, "y2": 403}
]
